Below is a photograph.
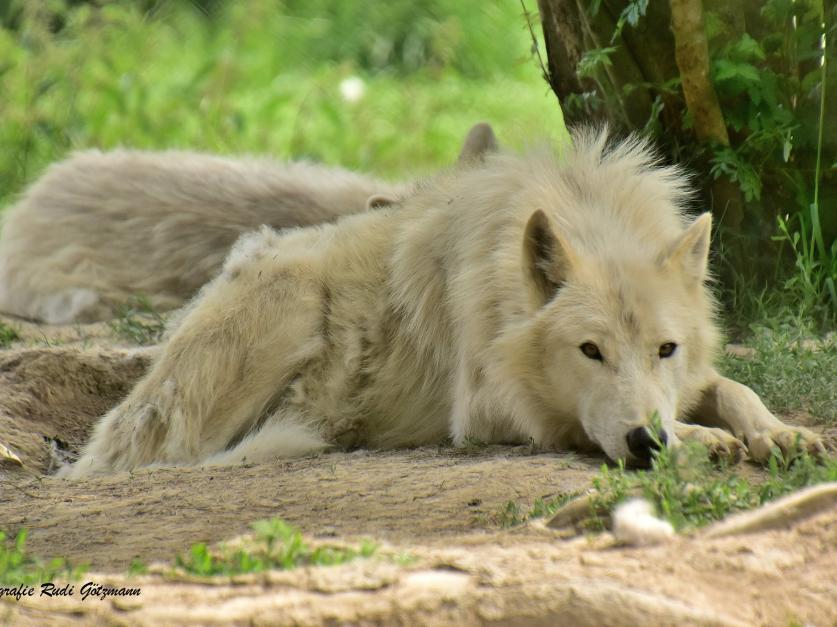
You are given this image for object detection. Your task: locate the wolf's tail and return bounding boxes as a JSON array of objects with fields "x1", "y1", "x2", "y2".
[{"x1": 204, "y1": 418, "x2": 329, "y2": 468}]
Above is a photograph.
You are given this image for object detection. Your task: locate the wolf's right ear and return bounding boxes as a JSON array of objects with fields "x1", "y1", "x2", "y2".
[
  {"x1": 662, "y1": 212, "x2": 712, "y2": 285},
  {"x1": 457, "y1": 122, "x2": 499, "y2": 165},
  {"x1": 523, "y1": 210, "x2": 575, "y2": 304}
]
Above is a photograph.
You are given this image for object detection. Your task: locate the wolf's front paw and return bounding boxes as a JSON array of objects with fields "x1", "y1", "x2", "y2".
[
  {"x1": 745, "y1": 424, "x2": 826, "y2": 462},
  {"x1": 674, "y1": 423, "x2": 748, "y2": 463}
]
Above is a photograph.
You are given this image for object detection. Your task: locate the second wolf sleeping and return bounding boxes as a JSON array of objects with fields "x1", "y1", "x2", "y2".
[{"x1": 0, "y1": 123, "x2": 497, "y2": 324}]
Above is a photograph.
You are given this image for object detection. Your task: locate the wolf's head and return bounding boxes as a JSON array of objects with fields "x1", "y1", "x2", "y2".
[{"x1": 519, "y1": 208, "x2": 717, "y2": 465}]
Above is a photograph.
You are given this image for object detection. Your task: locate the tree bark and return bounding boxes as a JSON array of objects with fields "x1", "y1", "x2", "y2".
[
  {"x1": 536, "y1": 0, "x2": 677, "y2": 132},
  {"x1": 536, "y1": 0, "x2": 602, "y2": 124},
  {"x1": 669, "y1": 0, "x2": 743, "y2": 230},
  {"x1": 669, "y1": 0, "x2": 728, "y2": 145}
]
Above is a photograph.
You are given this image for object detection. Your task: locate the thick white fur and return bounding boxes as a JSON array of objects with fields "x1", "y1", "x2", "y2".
[
  {"x1": 190, "y1": 420, "x2": 328, "y2": 467},
  {"x1": 62, "y1": 129, "x2": 823, "y2": 476}
]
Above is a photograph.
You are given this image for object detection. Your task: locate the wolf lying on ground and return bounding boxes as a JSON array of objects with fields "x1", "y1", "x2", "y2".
[
  {"x1": 62, "y1": 128, "x2": 824, "y2": 477},
  {"x1": 0, "y1": 124, "x2": 497, "y2": 324}
]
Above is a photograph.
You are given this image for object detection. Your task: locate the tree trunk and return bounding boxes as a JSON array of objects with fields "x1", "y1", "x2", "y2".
[
  {"x1": 536, "y1": 0, "x2": 677, "y2": 132},
  {"x1": 669, "y1": 0, "x2": 728, "y2": 145},
  {"x1": 536, "y1": 0, "x2": 601, "y2": 124},
  {"x1": 669, "y1": 0, "x2": 743, "y2": 230}
]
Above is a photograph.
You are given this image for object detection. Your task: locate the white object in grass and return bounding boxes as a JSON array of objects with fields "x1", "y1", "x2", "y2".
[
  {"x1": 613, "y1": 499, "x2": 675, "y2": 546},
  {"x1": 339, "y1": 76, "x2": 366, "y2": 103}
]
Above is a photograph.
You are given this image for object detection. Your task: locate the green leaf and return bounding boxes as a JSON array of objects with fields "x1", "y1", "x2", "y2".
[
  {"x1": 577, "y1": 47, "x2": 617, "y2": 78},
  {"x1": 783, "y1": 138, "x2": 792, "y2": 162},
  {"x1": 621, "y1": 0, "x2": 648, "y2": 27},
  {"x1": 713, "y1": 59, "x2": 761, "y2": 84},
  {"x1": 730, "y1": 33, "x2": 766, "y2": 62}
]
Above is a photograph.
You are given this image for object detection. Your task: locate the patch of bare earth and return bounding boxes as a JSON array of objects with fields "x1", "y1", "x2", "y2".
[{"x1": 0, "y1": 320, "x2": 835, "y2": 625}]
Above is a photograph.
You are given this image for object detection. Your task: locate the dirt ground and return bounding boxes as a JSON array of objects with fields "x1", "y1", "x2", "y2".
[{"x1": 1, "y1": 316, "x2": 836, "y2": 625}]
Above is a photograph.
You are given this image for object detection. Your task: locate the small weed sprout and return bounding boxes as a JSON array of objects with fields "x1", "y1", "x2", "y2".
[
  {"x1": 127, "y1": 558, "x2": 147, "y2": 576},
  {"x1": 494, "y1": 492, "x2": 578, "y2": 527},
  {"x1": 109, "y1": 295, "x2": 167, "y2": 345},
  {"x1": 0, "y1": 321, "x2": 20, "y2": 348},
  {"x1": 0, "y1": 529, "x2": 87, "y2": 585}
]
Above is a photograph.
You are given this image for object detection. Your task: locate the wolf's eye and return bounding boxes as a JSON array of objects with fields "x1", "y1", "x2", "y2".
[
  {"x1": 659, "y1": 342, "x2": 677, "y2": 358},
  {"x1": 580, "y1": 342, "x2": 603, "y2": 361}
]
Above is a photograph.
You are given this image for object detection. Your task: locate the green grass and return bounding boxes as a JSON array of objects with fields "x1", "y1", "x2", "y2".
[
  {"x1": 175, "y1": 518, "x2": 377, "y2": 577},
  {"x1": 774, "y1": 211, "x2": 837, "y2": 328},
  {"x1": 1, "y1": 519, "x2": 376, "y2": 584},
  {"x1": 497, "y1": 441, "x2": 837, "y2": 532},
  {"x1": 496, "y1": 414, "x2": 837, "y2": 531},
  {"x1": 109, "y1": 295, "x2": 167, "y2": 345},
  {"x1": 0, "y1": 529, "x2": 87, "y2": 585},
  {"x1": 0, "y1": 321, "x2": 20, "y2": 348},
  {"x1": 127, "y1": 558, "x2": 148, "y2": 577},
  {"x1": 720, "y1": 326, "x2": 837, "y2": 424},
  {"x1": 0, "y1": 0, "x2": 563, "y2": 205},
  {"x1": 493, "y1": 493, "x2": 578, "y2": 528},
  {"x1": 586, "y1": 443, "x2": 837, "y2": 532}
]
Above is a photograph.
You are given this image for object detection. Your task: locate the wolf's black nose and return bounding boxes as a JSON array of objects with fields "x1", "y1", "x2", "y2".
[{"x1": 626, "y1": 426, "x2": 667, "y2": 462}]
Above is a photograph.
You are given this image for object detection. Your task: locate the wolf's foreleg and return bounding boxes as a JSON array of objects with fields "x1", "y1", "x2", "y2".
[
  {"x1": 64, "y1": 260, "x2": 327, "y2": 476},
  {"x1": 450, "y1": 358, "x2": 535, "y2": 446},
  {"x1": 691, "y1": 375, "x2": 825, "y2": 462}
]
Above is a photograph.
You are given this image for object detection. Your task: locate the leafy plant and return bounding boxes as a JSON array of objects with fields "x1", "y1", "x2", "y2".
[
  {"x1": 175, "y1": 518, "x2": 377, "y2": 576},
  {"x1": 546, "y1": 0, "x2": 836, "y2": 331},
  {"x1": 109, "y1": 295, "x2": 166, "y2": 345},
  {"x1": 0, "y1": 321, "x2": 20, "y2": 348},
  {"x1": 0, "y1": 529, "x2": 87, "y2": 585},
  {"x1": 494, "y1": 492, "x2": 578, "y2": 528},
  {"x1": 586, "y1": 443, "x2": 837, "y2": 532},
  {"x1": 612, "y1": 0, "x2": 649, "y2": 41}
]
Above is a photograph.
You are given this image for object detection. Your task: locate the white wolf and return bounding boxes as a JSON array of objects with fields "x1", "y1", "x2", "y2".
[
  {"x1": 0, "y1": 124, "x2": 497, "y2": 324},
  {"x1": 63, "y1": 129, "x2": 823, "y2": 477}
]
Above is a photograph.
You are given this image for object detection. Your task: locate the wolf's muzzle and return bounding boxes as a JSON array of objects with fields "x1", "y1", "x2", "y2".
[{"x1": 626, "y1": 426, "x2": 667, "y2": 463}]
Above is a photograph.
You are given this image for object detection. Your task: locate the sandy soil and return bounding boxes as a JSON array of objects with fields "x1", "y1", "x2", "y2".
[{"x1": 1, "y1": 316, "x2": 835, "y2": 625}]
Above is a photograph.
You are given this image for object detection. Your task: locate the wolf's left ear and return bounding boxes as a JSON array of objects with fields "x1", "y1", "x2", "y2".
[
  {"x1": 523, "y1": 209, "x2": 575, "y2": 304},
  {"x1": 366, "y1": 194, "x2": 399, "y2": 210},
  {"x1": 457, "y1": 122, "x2": 499, "y2": 165},
  {"x1": 662, "y1": 212, "x2": 712, "y2": 285}
]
